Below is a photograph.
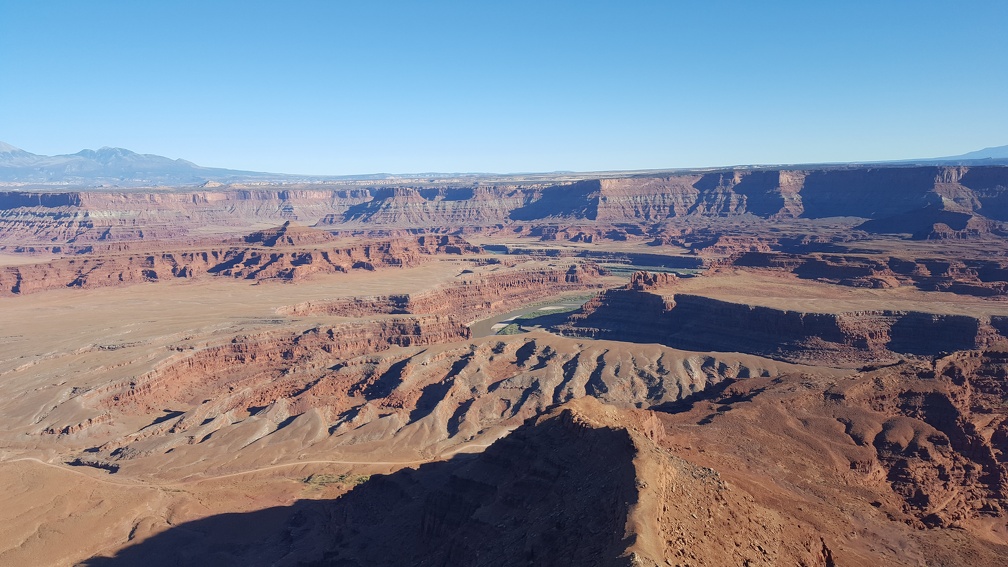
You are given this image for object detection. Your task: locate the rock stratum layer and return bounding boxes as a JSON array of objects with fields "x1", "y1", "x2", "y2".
[
  {"x1": 556, "y1": 272, "x2": 1008, "y2": 365},
  {"x1": 730, "y1": 251, "x2": 1008, "y2": 296},
  {"x1": 280, "y1": 263, "x2": 605, "y2": 322},
  {"x1": 45, "y1": 330, "x2": 797, "y2": 479},
  {"x1": 2, "y1": 165, "x2": 1007, "y2": 245},
  {"x1": 0, "y1": 231, "x2": 478, "y2": 295}
]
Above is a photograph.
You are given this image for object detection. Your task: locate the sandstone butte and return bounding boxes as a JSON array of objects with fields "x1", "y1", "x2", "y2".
[{"x1": 0, "y1": 164, "x2": 1006, "y2": 566}]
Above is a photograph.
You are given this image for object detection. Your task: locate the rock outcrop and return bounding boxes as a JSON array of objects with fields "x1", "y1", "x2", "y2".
[
  {"x1": 80, "y1": 398, "x2": 833, "y2": 566},
  {"x1": 0, "y1": 232, "x2": 479, "y2": 295},
  {"x1": 831, "y1": 350, "x2": 1008, "y2": 527},
  {"x1": 91, "y1": 316, "x2": 472, "y2": 416},
  {"x1": 52, "y1": 333, "x2": 799, "y2": 478},
  {"x1": 3, "y1": 165, "x2": 1006, "y2": 246},
  {"x1": 83, "y1": 361, "x2": 1008, "y2": 566},
  {"x1": 280, "y1": 264, "x2": 605, "y2": 322},
  {"x1": 732, "y1": 252, "x2": 1008, "y2": 296},
  {"x1": 556, "y1": 273, "x2": 1008, "y2": 365}
]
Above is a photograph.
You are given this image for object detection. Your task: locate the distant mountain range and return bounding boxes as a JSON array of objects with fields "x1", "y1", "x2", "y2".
[
  {"x1": 1, "y1": 141, "x2": 1006, "y2": 188},
  {"x1": 937, "y1": 144, "x2": 1008, "y2": 161},
  {"x1": 0, "y1": 142, "x2": 287, "y2": 187}
]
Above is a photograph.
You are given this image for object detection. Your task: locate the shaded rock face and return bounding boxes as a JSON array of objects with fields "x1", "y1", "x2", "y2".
[
  {"x1": 556, "y1": 274, "x2": 1007, "y2": 365},
  {"x1": 81, "y1": 399, "x2": 830, "y2": 567},
  {"x1": 0, "y1": 191, "x2": 83, "y2": 208},
  {"x1": 732, "y1": 252, "x2": 1008, "y2": 296},
  {"x1": 282, "y1": 264, "x2": 605, "y2": 321},
  {"x1": 48, "y1": 328, "x2": 794, "y2": 479},
  {"x1": 844, "y1": 350, "x2": 1008, "y2": 527},
  {"x1": 800, "y1": 168, "x2": 943, "y2": 219},
  {"x1": 292, "y1": 402, "x2": 641, "y2": 567},
  {"x1": 856, "y1": 205, "x2": 995, "y2": 240},
  {"x1": 509, "y1": 179, "x2": 602, "y2": 221},
  {"x1": 3, "y1": 165, "x2": 1007, "y2": 245}
]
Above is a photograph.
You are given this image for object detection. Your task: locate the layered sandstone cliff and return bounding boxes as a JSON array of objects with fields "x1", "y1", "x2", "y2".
[
  {"x1": 732, "y1": 252, "x2": 1008, "y2": 296},
  {"x1": 556, "y1": 273, "x2": 1008, "y2": 365},
  {"x1": 0, "y1": 232, "x2": 479, "y2": 295},
  {"x1": 3, "y1": 165, "x2": 1006, "y2": 245},
  {"x1": 280, "y1": 264, "x2": 606, "y2": 322}
]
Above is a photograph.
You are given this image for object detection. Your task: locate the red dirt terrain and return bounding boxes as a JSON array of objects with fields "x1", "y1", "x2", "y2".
[{"x1": 1, "y1": 165, "x2": 1008, "y2": 566}]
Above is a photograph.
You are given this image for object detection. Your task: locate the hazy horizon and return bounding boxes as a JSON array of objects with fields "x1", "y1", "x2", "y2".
[{"x1": 2, "y1": 138, "x2": 1008, "y2": 181}]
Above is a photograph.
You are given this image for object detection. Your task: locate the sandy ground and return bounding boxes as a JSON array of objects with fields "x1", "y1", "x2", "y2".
[
  {"x1": 675, "y1": 269, "x2": 1008, "y2": 317},
  {"x1": 0, "y1": 455, "x2": 412, "y2": 566},
  {"x1": 0, "y1": 252, "x2": 60, "y2": 266}
]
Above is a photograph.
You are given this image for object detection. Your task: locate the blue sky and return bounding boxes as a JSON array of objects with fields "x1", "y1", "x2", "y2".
[{"x1": 1, "y1": 1, "x2": 1006, "y2": 174}]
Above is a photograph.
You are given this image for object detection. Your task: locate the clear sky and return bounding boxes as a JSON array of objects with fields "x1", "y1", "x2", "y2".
[{"x1": 1, "y1": 1, "x2": 1006, "y2": 175}]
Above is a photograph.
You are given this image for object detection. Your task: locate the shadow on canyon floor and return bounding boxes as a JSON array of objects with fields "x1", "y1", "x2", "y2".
[{"x1": 81, "y1": 411, "x2": 639, "y2": 567}]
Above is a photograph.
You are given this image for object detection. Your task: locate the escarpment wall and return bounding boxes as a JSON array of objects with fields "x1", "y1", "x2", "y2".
[
  {"x1": 558, "y1": 288, "x2": 1005, "y2": 365},
  {"x1": 280, "y1": 264, "x2": 606, "y2": 322},
  {"x1": 92, "y1": 315, "x2": 471, "y2": 414},
  {"x1": 0, "y1": 189, "x2": 373, "y2": 245},
  {"x1": 0, "y1": 235, "x2": 475, "y2": 295},
  {"x1": 3, "y1": 166, "x2": 1007, "y2": 245},
  {"x1": 732, "y1": 252, "x2": 1008, "y2": 296}
]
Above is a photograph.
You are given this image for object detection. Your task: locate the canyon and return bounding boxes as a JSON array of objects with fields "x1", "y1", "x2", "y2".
[{"x1": 1, "y1": 164, "x2": 1007, "y2": 565}]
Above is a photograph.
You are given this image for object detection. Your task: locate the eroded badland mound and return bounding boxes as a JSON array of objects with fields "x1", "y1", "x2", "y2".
[
  {"x1": 81, "y1": 398, "x2": 838, "y2": 566},
  {"x1": 1, "y1": 165, "x2": 1008, "y2": 565}
]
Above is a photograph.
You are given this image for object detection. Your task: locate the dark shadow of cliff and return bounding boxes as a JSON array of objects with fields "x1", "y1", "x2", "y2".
[
  {"x1": 649, "y1": 376, "x2": 773, "y2": 422},
  {"x1": 509, "y1": 180, "x2": 601, "y2": 221},
  {"x1": 80, "y1": 412, "x2": 639, "y2": 567}
]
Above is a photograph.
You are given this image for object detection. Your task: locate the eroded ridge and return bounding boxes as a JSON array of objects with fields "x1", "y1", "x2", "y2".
[
  {"x1": 0, "y1": 229, "x2": 480, "y2": 295},
  {"x1": 556, "y1": 271, "x2": 1008, "y2": 366},
  {"x1": 280, "y1": 263, "x2": 605, "y2": 321}
]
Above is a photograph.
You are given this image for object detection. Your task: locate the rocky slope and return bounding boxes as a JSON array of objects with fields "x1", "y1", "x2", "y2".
[
  {"x1": 81, "y1": 398, "x2": 836, "y2": 567},
  {"x1": 0, "y1": 230, "x2": 478, "y2": 295},
  {"x1": 556, "y1": 273, "x2": 1008, "y2": 365},
  {"x1": 38, "y1": 331, "x2": 804, "y2": 479},
  {"x1": 82, "y1": 356, "x2": 1008, "y2": 566},
  {"x1": 280, "y1": 263, "x2": 605, "y2": 321},
  {"x1": 732, "y1": 252, "x2": 1008, "y2": 296},
  {"x1": 651, "y1": 352, "x2": 1008, "y2": 565}
]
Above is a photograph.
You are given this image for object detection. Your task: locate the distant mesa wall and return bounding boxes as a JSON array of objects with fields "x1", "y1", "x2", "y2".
[
  {"x1": 0, "y1": 189, "x2": 373, "y2": 246},
  {"x1": 0, "y1": 191, "x2": 83, "y2": 208},
  {"x1": 855, "y1": 205, "x2": 996, "y2": 240},
  {"x1": 556, "y1": 273, "x2": 1007, "y2": 365},
  {"x1": 2, "y1": 165, "x2": 1006, "y2": 245},
  {"x1": 483, "y1": 244, "x2": 704, "y2": 269}
]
